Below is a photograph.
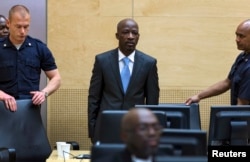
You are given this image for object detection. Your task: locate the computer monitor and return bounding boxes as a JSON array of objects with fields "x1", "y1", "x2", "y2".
[
  {"x1": 98, "y1": 109, "x2": 167, "y2": 143},
  {"x1": 160, "y1": 128, "x2": 207, "y2": 156},
  {"x1": 208, "y1": 105, "x2": 250, "y2": 146},
  {"x1": 135, "y1": 103, "x2": 201, "y2": 129},
  {"x1": 155, "y1": 156, "x2": 208, "y2": 162},
  {"x1": 0, "y1": 148, "x2": 16, "y2": 162}
]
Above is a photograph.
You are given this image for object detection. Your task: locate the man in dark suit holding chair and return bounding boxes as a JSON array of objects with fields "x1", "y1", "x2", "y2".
[{"x1": 88, "y1": 18, "x2": 160, "y2": 144}]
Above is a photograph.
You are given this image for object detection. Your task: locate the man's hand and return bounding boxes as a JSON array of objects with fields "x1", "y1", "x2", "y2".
[
  {"x1": 185, "y1": 95, "x2": 200, "y2": 105},
  {"x1": 30, "y1": 91, "x2": 47, "y2": 105},
  {"x1": 0, "y1": 90, "x2": 17, "y2": 111}
]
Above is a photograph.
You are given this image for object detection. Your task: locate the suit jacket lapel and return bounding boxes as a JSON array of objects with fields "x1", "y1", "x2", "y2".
[
  {"x1": 126, "y1": 50, "x2": 144, "y2": 93},
  {"x1": 109, "y1": 49, "x2": 124, "y2": 93}
]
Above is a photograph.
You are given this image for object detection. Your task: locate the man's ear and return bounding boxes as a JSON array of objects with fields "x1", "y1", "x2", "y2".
[
  {"x1": 6, "y1": 19, "x2": 10, "y2": 28},
  {"x1": 115, "y1": 33, "x2": 119, "y2": 40}
]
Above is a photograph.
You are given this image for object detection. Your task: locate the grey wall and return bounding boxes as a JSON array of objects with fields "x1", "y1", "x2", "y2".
[{"x1": 0, "y1": 0, "x2": 48, "y2": 129}]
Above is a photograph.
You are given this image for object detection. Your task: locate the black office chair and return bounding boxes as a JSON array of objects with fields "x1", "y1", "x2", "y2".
[
  {"x1": 90, "y1": 143, "x2": 125, "y2": 162},
  {"x1": 98, "y1": 109, "x2": 167, "y2": 143},
  {"x1": 0, "y1": 99, "x2": 51, "y2": 162},
  {"x1": 0, "y1": 147, "x2": 16, "y2": 162},
  {"x1": 98, "y1": 110, "x2": 126, "y2": 143}
]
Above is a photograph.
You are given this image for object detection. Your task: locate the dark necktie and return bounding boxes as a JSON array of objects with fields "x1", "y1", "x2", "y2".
[{"x1": 121, "y1": 57, "x2": 130, "y2": 93}]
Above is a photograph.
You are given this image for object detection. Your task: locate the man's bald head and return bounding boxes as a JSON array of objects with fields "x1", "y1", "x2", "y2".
[{"x1": 121, "y1": 108, "x2": 162, "y2": 159}]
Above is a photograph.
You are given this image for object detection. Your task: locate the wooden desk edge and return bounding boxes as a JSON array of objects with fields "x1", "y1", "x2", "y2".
[{"x1": 46, "y1": 150, "x2": 90, "y2": 162}]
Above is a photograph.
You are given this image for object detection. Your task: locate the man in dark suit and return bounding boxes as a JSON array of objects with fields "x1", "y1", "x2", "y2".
[
  {"x1": 91, "y1": 108, "x2": 163, "y2": 162},
  {"x1": 88, "y1": 18, "x2": 160, "y2": 144},
  {"x1": 0, "y1": 15, "x2": 9, "y2": 38}
]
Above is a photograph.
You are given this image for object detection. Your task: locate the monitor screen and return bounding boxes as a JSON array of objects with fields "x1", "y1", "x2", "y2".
[
  {"x1": 155, "y1": 156, "x2": 208, "y2": 162},
  {"x1": 135, "y1": 103, "x2": 201, "y2": 129},
  {"x1": 160, "y1": 129, "x2": 207, "y2": 156},
  {"x1": 208, "y1": 105, "x2": 250, "y2": 146}
]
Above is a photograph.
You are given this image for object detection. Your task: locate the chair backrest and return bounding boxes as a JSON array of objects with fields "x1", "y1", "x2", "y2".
[
  {"x1": 0, "y1": 148, "x2": 16, "y2": 162},
  {"x1": 98, "y1": 109, "x2": 167, "y2": 143},
  {"x1": 0, "y1": 99, "x2": 51, "y2": 162},
  {"x1": 90, "y1": 143, "x2": 125, "y2": 162},
  {"x1": 98, "y1": 110, "x2": 125, "y2": 143}
]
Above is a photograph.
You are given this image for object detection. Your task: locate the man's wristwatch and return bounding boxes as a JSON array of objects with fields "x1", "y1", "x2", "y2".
[{"x1": 42, "y1": 91, "x2": 49, "y2": 97}]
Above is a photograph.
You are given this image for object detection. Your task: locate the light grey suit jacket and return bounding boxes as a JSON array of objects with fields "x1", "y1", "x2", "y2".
[{"x1": 88, "y1": 48, "x2": 159, "y2": 142}]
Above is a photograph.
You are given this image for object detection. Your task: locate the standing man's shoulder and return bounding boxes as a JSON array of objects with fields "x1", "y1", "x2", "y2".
[
  {"x1": 0, "y1": 37, "x2": 4, "y2": 43},
  {"x1": 96, "y1": 48, "x2": 118, "y2": 56},
  {"x1": 135, "y1": 49, "x2": 157, "y2": 61},
  {"x1": 0, "y1": 36, "x2": 7, "y2": 44},
  {"x1": 25, "y1": 35, "x2": 47, "y2": 47},
  {"x1": 0, "y1": 37, "x2": 12, "y2": 50},
  {"x1": 0, "y1": 37, "x2": 4, "y2": 41},
  {"x1": 95, "y1": 48, "x2": 118, "y2": 60}
]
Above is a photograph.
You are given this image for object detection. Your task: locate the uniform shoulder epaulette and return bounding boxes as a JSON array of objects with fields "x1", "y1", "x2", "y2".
[{"x1": 27, "y1": 36, "x2": 45, "y2": 44}]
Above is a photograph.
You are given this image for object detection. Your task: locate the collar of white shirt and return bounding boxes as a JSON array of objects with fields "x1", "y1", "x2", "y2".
[
  {"x1": 118, "y1": 49, "x2": 135, "y2": 63},
  {"x1": 131, "y1": 155, "x2": 153, "y2": 162}
]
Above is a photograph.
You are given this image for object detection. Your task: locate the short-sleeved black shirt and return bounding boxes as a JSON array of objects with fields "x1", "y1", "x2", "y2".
[
  {"x1": 0, "y1": 36, "x2": 57, "y2": 99},
  {"x1": 228, "y1": 52, "x2": 250, "y2": 105}
]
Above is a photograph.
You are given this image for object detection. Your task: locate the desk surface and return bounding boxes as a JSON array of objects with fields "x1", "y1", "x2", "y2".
[{"x1": 46, "y1": 150, "x2": 90, "y2": 162}]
